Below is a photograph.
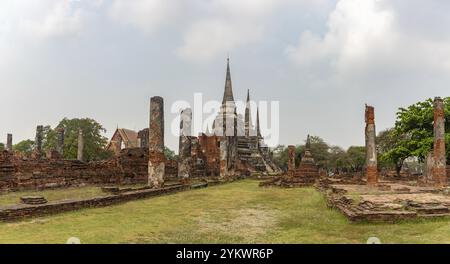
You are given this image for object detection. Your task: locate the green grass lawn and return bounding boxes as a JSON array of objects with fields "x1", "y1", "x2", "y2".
[
  {"x1": 0, "y1": 186, "x2": 107, "y2": 207},
  {"x1": 0, "y1": 180, "x2": 449, "y2": 244}
]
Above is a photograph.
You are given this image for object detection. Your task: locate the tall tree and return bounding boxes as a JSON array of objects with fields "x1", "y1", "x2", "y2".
[
  {"x1": 377, "y1": 128, "x2": 410, "y2": 176},
  {"x1": 41, "y1": 118, "x2": 112, "y2": 161},
  {"x1": 346, "y1": 146, "x2": 366, "y2": 172},
  {"x1": 13, "y1": 140, "x2": 34, "y2": 155},
  {"x1": 391, "y1": 97, "x2": 450, "y2": 163}
]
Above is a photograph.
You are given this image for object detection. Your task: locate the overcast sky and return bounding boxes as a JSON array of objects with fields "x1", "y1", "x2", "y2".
[{"x1": 1, "y1": 0, "x2": 450, "y2": 152}]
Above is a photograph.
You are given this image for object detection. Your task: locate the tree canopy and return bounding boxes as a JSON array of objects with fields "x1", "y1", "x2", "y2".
[
  {"x1": 379, "y1": 97, "x2": 450, "y2": 168},
  {"x1": 272, "y1": 136, "x2": 366, "y2": 173}
]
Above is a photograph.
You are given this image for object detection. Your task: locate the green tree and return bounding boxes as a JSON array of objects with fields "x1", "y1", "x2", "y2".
[
  {"x1": 13, "y1": 140, "x2": 35, "y2": 155},
  {"x1": 391, "y1": 97, "x2": 450, "y2": 163},
  {"x1": 164, "y1": 146, "x2": 177, "y2": 160},
  {"x1": 377, "y1": 128, "x2": 410, "y2": 176},
  {"x1": 46, "y1": 118, "x2": 112, "y2": 161},
  {"x1": 0, "y1": 143, "x2": 4, "y2": 151},
  {"x1": 328, "y1": 146, "x2": 348, "y2": 172},
  {"x1": 272, "y1": 145, "x2": 288, "y2": 171},
  {"x1": 346, "y1": 146, "x2": 366, "y2": 172}
]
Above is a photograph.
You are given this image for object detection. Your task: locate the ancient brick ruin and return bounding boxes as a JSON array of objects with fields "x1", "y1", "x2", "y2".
[
  {"x1": 261, "y1": 135, "x2": 320, "y2": 187},
  {"x1": 319, "y1": 102, "x2": 449, "y2": 222},
  {"x1": 365, "y1": 105, "x2": 378, "y2": 186},
  {"x1": 1, "y1": 58, "x2": 449, "y2": 224}
]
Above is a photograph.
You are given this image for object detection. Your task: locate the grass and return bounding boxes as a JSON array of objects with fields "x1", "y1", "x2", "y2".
[
  {"x1": 0, "y1": 186, "x2": 107, "y2": 207},
  {"x1": 0, "y1": 180, "x2": 449, "y2": 244}
]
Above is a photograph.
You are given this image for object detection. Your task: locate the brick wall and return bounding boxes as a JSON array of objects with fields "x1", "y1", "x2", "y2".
[{"x1": 0, "y1": 148, "x2": 178, "y2": 193}]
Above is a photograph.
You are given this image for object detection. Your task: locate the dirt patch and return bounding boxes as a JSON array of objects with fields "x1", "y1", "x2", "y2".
[{"x1": 196, "y1": 207, "x2": 279, "y2": 241}]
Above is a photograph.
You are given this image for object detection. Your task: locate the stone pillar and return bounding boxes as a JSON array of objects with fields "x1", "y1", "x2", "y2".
[
  {"x1": 178, "y1": 108, "x2": 192, "y2": 180},
  {"x1": 77, "y1": 129, "x2": 84, "y2": 161},
  {"x1": 365, "y1": 105, "x2": 378, "y2": 186},
  {"x1": 148, "y1": 96, "x2": 165, "y2": 188},
  {"x1": 56, "y1": 127, "x2": 65, "y2": 156},
  {"x1": 138, "y1": 128, "x2": 149, "y2": 148},
  {"x1": 288, "y1": 145, "x2": 296, "y2": 176},
  {"x1": 34, "y1": 125, "x2": 44, "y2": 158},
  {"x1": 219, "y1": 138, "x2": 228, "y2": 178},
  {"x1": 6, "y1": 134, "x2": 12, "y2": 152},
  {"x1": 432, "y1": 97, "x2": 447, "y2": 187}
]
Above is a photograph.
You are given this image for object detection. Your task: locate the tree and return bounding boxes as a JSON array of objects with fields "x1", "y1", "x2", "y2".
[
  {"x1": 328, "y1": 146, "x2": 348, "y2": 172},
  {"x1": 164, "y1": 146, "x2": 177, "y2": 160},
  {"x1": 272, "y1": 145, "x2": 288, "y2": 171},
  {"x1": 346, "y1": 146, "x2": 366, "y2": 172},
  {"x1": 391, "y1": 97, "x2": 450, "y2": 163},
  {"x1": 13, "y1": 140, "x2": 35, "y2": 155},
  {"x1": 42, "y1": 118, "x2": 112, "y2": 161},
  {"x1": 377, "y1": 128, "x2": 410, "y2": 176},
  {"x1": 0, "y1": 143, "x2": 4, "y2": 151},
  {"x1": 272, "y1": 136, "x2": 331, "y2": 170}
]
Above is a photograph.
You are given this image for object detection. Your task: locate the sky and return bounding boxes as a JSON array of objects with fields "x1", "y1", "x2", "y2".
[{"x1": 1, "y1": 0, "x2": 450, "y2": 152}]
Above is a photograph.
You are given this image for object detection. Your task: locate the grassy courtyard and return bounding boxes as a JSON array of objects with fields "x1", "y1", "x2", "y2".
[
  {"x1": 0, "y1": 180, "x2": 449, "y2": 244},
  {"x1": 0, "y1": 186, "x2": 107, "y2": 207}
]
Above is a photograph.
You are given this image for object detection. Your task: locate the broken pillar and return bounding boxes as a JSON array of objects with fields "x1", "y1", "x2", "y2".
[
  {"x1": 77, "y1": 129, "x2": 84, "y2": 162},
  {"x1": 432, "y1": 97, "x2": 447, "y2": 187},
  {"x1": 138, "y1": 128, "x2": 149, "y2": 148},
  {"x1": 287, "y1": 145, "x2": 296, "y2": 176},
  {"x1": 220, "y1": 138, "x2": 228, "y2": 178},
  {"x1": 56, "y1": 127, "x2": 65, "y2": 156},
  {"x1": 6, "y1": 134, "x2": 12, "y2": 152},
  {"x1": 148, "y1": 96, "x2": 165, "y2": 188},
  {"x1": 33, "y1": 125, "x2": 44, "y2": 159},
  {"x1": 365, "y1": 105, "x2": 378, "y2": 186},
  {"x1": 178, "y1": 108, "x2": 192, "y2": 180}
]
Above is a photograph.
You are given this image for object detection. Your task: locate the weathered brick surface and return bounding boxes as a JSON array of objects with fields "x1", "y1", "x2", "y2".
[
  {"x1": 432, "y1": 97, "x2": 447, "y2": 187},
  {"x1": 0, "y1": 148, "x2": 178, "y2": 193},
  {"x1": 365, "y1": 105, "x2": 378, "y2": 186},
  {"x1": 148, "y1": 96, "x2": 166, "y2": 188}
]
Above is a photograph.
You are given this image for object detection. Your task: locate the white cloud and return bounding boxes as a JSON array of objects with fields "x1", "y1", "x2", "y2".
[
  {"x1": 109, "y1": 0, "x2": 181, "y2": 34},
  {"x1": 286, "y1": 0, "x2": 450, "y2": 83},
  {"x1": 176, "y1": 19, "x2": 264, "y2": 61},
  {"x1": 176, "y1": 0, "x2": 278, "y2": 62},
  {"x1": 0, "y1": 0, "x2": 87, "y2": 39}
]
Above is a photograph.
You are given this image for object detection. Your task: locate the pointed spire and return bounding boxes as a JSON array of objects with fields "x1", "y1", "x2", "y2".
[
  {"x1": 205, "y1": 124, "x2": 211, "y2": 136},
  {"x1": 222, "y1": 57, "x2": 235, "y2": 104},
  {"x1": 256, "y1": 106, "x2": 262, "y2": 138},
  {"x1": 306, "y1": 134, "x2": 311, "y2": 150},
  {"x1": 245, "y1": 89, "x2": 252, "y2": 137}
]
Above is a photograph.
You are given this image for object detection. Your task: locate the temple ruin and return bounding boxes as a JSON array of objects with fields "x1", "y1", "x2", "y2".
[
  {"x1": 319, "y1": 103, "x2": 450, "y2": 222},
  {"x1": 0, "y1": 59, "x2": 449, "y2": 223},
  {"x1": 260, "y1": 135, "x2": 320, "y2": 187}
]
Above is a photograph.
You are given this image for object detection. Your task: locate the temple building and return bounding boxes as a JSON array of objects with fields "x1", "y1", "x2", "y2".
[{"x1": 180, "y1": 58, "x2": 281, "y2": 178}]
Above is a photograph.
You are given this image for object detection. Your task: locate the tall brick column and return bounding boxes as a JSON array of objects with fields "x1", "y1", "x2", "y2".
[
  {"x1": 6, "y1": 134, "x2": 12, "y2": 152},
  {"x1": 432, "y1": 97, "x2": 447, "y2": 187},
  {"x1": 34, "y1": 125, "x2": 44, "y2": 159},
  {"x1": 288, "y1": 145, "x2": 296, "y2": 176},
  {"x1": 219, "y1": 138, "x2": 228, "y2": 178},
  {"x1": 365, "y1": 105, "x2": 378, "y2": 186},
  {"x1": 178, "y1": 108, "x2": 192, "y2": 180},
  {"x1": 148, "y1": 96, "x2": 165, "y2": 188},
  {"x1": 77, "y1": 129, "x2": 84, "y2": 161},
  {"x1": 56, "y1": 127, "x2": 65, "y2": 156}
]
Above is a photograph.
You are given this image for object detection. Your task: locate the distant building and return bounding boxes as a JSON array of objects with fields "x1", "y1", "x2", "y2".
[{"x1": 106, "y1": 128, "x2": 139, "y2": 155}]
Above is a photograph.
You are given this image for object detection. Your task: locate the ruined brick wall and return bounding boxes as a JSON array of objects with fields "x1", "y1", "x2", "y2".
[
  {"x1": 0, "y1": 147, "x2": 176, "y2": 193},
  {"x1": 198, "y1": 134, "x2": 220, "y2": 177}
]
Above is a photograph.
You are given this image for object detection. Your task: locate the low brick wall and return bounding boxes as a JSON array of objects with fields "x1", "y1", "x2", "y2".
[
  {"x1": 0, "y1": 148, "x2": 179, "y2": 193},
  {"x1": 0, "y1": 184, "x2": 189, "y2": 222}
]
